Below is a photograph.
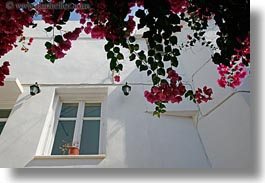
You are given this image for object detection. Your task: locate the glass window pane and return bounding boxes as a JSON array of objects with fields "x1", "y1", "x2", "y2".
[
  {"x1": 60, "y1": 103, "x2": 78, "y2": 118},
  {"x1": 51, "y1": 120, "x2": 75, "y2": 155},
  {"x1": 79, "y1": 120, "x2": 100, "y2": 155},
  {"x1": 84, "y1": 103, "x2": 101, "y2": 117},
  {"x1": 0, "y1": 109, "x2": 11, "y2": 118},
  {"x1": 0, "y1": 122, "x2": 6, "y2": 135}
]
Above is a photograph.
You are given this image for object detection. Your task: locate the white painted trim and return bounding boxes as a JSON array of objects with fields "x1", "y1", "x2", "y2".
[
  {"x1": 34, "y1": 154, "x2": 106, "y2": 160},
  {"x1": 39, "y1": 87, "x2": 108, "y2": 158},
  {"x1": 34, "y1": 91, "x2": 58, "y2": 155},
  {"x1": 73, "y1": 101, "x2": 84, "y2": 148},
  {"x1": 82, "y1": 117, "x2": 101, "y2": 121},
  {"x1": 58, "y1": 117, "x2": 78, "y2": 121},
  {"x1": 5, "y1": 78, "x2": 24, "y2": 94},
  {"x1": 47, "y1": 101, "x2": 63, "y2": 155},
  {"x1": 145, "y1": 110, "x2": 197, "y2": 117}
]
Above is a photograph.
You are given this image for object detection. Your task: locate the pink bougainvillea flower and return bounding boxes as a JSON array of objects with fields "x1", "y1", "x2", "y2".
[
  {"x1": 0, "y1": 61, "x2": 10, "y2": 86},
  {"x1": 114, "y1": 75, "x2": 120, "y2": 82},
  {"x1": 59, "y1": 40, "x2": 72, "y2": 51},
  {"x1": 91, "y1": 25, "x2": 106, "y2": 39},
  {"x1": 84, "y1": 22, "x2": 92, "y2": 34},
  {"x1": 187, "y1": 34, "x2": 192, "y2": 40},
  {"x1": 63, "y1": 27, "x2": 83, "y2": 41}
]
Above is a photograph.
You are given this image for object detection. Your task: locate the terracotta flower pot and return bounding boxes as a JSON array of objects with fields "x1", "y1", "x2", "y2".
[{"x1": 68, "y1": 146, "x2": 79, "y2": 155}]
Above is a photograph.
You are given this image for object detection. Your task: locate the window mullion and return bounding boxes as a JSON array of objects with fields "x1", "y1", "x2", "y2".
[{"x1": 73, "y1": 101, "x2": 84, "y2": 148}]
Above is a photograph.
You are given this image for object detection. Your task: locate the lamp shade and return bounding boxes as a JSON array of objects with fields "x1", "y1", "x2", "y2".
[
  {"x1": 122, "y1": 82, "x2": 131, "y2": 96},
  {"x1": 30, "y1": 82, "x2": 41, "y2": 96}
]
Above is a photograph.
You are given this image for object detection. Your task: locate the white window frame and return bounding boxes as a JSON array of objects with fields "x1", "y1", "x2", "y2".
[
  {"x1": 0, "y1": 109, "x2": 11, "y2": 135},
  {"x1": 36, "y1": 87, "x2": 107, "y2": 158},
  {"x1": 49, "y1": 101, "x2": 102, "y2": 155}
]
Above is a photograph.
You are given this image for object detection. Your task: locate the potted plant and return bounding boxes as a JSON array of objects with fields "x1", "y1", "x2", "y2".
[{"x1": 59, "y1": 141, "x2": 79, "y2": 155}]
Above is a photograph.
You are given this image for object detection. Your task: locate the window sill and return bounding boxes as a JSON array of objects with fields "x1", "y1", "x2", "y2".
[{"x1": 34, "y1": 154, "x2": 106, "y2": 160}]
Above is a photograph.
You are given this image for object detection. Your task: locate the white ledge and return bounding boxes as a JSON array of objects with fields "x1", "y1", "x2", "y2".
[
  {"x1": 146, "y1": 110, "x2": 198, "y2": 117},
  {"x1": 34, "y1": 154, "x2": 106, "y2": 160}
]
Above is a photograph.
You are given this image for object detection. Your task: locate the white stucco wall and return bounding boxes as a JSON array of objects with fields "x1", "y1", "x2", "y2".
[
  {"x1": 0, "y1": 21, "x2": 251, "y2": 168},
  {"x1": 179, "y1": 36, "x2": 251, "y2": 168}
]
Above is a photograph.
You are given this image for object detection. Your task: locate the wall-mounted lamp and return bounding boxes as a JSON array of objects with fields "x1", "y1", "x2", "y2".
[
  {"x1": 122, "y1": 82, "x2": 131, "y2": 96},
  {"x1": 30, "y1": 82, "x2": 41, "y2": 96}
]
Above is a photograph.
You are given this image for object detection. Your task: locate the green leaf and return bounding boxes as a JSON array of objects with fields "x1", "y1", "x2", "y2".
[
  {"x1": 129, "y1": 54, "x2": 136, "y2": 61},
  {"x1": 147, "y1": 70, "x2": 152, "y2": 76},
  {"x1": 165, "y1": 46, "x2": 172, "y2": 53},
  {"x1": 148, "y1": 49, "x2": 155, "y2": 56},
  {"x1": 62, "y1": 11, "x2": 71, "y2": 22},
  {"x1": 152, "y1": 74, "x2": 160, "y2": 85},
  {"x1": 150, "y1": 62, "x2": 158, "y2": 71},
  {"x1": 172, "y1": 25, "x2": 181, "y2": 32},
  {"x1": 153, "y1": 111, "x2": 161, "y2": 118},
  {"x1": 154, "y1": 53, "x2": 162, "y2": 61},
  {"x1": 113, "y1": 47, "x2": 120, "y2": 53},
  {"x1": 155, "y1": 44, "x2": 163, "y2": 52},
  {"x1": 171, "y1": 57, "x2": 178, "y2": 67},
  {"x1": 117, "y1": 64, "x2": 123, "y2": 71},
  {"x1": 134, "y1": 44, "x2": 139, "y2": 51},
  {"x1": 185, "y1": 90, "x2": 194, "y2": 98},
  {"x1": 129, "y1": 36, "x2": 136, "y2": 43},
  {"x1": 148, "y1": 39, "x2": 156, "y2": 48},
  {"x1": 50, "y1": 55, "x2": 56, "y2": 63},
  {"x1": 44, "y1": 26, "x2": 53, "y2": 32},
  {"x1": 157, "y1": 68, "x2": 165, "y2": 76},
  {"x1": 56, "y1": 25, "x2": 62, "y2": 30},
  {"x1": 154, "y1": 34, "x2": 162, "y2": 43},
  {"x1": 138, "y1": 51, "x2": 146, "y2": 61},
  {"x1": 158, "y1": 61, "x2": 164, "y2": 67},
  {"x1": 128, "y1": 44, "x2": 134, "y2": 53},
  {"x1": 45, "y1": 42, "x2": 52, "y2": 49},
  {"x1": 169, "y1": 36, "x2": 178, "y2": 45},
  {"x1": 138, "y1": 19, "x2": 147, "y2": 29},
  {"x1": 104, "y1": 42, "x2": 114, "y2": 52},
  {"x1": 135, "y1": 60, "x2": 142, "y2": 68},
  {"x1": 107, "y1": 51, "x2": 114, "y2": 59},
  {"x1": 135, "y1": 9, "x2": 145, "y2": 18},
  {"x1": 173, "y1": 48, "x2": 180, "y2": 56},
  {"x1": 148, "y1": 57, "x2": 154, "y2": 63},
  {"x1": 54, "y1": 35, "x2": 63, "y2": 43},
  {"x1": 31, "y1": 23, "x2": 37, "y2": 28},
  {"x1": 45, "y1": 54, "x2": 51, "y2": 60},
  {"x1": 140, "y1": 65, "x2": 148, "y2": 71},
  {"x1": 110, "y1": 58, "x2": 117, "y2": 70},
  {"x1": 163, "y1": 54, "x2": 171, "y2": 61},
  {"x1": 117, "y1": 53, "x2": 124, "y2": 60},
  {"x1": 169, "y1": 14, "x2": 180, "y2": 24},
  {"x1": 199, "y1": 31, "x2": 205, "y2": 36}
]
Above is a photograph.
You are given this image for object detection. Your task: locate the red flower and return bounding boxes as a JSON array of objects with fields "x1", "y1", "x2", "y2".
[
  {"x1": 114, "y1": 75, "x2": 120, "y2": 82},
  {"x1": 51, "y1": 45, "x2": 66, "y2": 59},
  {"x1": 63, "y1": 27, "x2": 83, "y2": 41},
  {"x1": 91, "y1": 25, "x2": 106, "y2": 39},
  {"x1": 0, "y1": 61, "x2": 10, "y2": 86},
  {"x1": 59, "y1": 40, "x2": 72, "y2": 51},
  {"x1": 203, "y1": 86, "x2": 213, "y2": 96},
  {"x1": 217, "y1": 77, "x2": 227, "y2": 88},
  {"x1": 84, "y1": 22, "x2": 92, "y2": 34},
  {"x1": 170, "y1": 96, "x2": 182, "y2": 103},
  {"x1": 127, "y1": 16, "x2": 136, "y2": 34}
]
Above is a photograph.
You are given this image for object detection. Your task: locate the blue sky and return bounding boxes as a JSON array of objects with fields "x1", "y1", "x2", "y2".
[{"x1": 33, "y1": 5, "x2": 141, "y2": 21}]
